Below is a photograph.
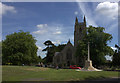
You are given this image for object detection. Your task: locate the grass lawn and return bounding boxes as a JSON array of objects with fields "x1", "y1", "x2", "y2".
[{"x1": 2, "y1": 66, "x2": 119, "y2": 81}]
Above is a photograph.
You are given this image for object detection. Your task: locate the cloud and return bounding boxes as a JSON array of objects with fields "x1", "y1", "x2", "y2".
[
  {"x1": 53, "y1": 40, "x2": 61, "y2": 44},
  {"x1": 74, "y1": 11, "x2": 78, "y2": 15},
  {"x1": 33, "y1": 24, "x2": 48, "y2": 34},
  {"x1": 53, "y1": 31, "x2": 62, "y2": 35},
  {"x1": 33, "y1": 24, "x2": 63, "y2": 35},
  {"x1": 2, "y1": 3, "x2": 17, "y2": 14},
  {"x1": 0, "y1": 2, "x2": 17, "y2": 18},
  {"x1": 32, "y1": 23, "x2": 73, "y2": 58},
  {"x1": 96, "y1": 2, "x2": 118, "y2": 19},
  {"x1": 77, "y1": 2, "x2": 98, "y2": 27},
  {"x1": 36, "y1": 24, "x2": 47, "y2": 29},
  {"x1": 33, "y1": 29, "x2": 47, "y2": 34}
]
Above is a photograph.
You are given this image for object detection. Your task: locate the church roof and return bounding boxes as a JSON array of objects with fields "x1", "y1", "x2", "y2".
[
  {"x1": 67, "y1": 39, "x2": 72, "y2": 45},
  {"x1": 59, "y1": 39, "x2": 74, "y2": 54}
]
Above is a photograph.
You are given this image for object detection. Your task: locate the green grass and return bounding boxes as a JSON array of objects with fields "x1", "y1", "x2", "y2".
[{"x1": 2, "y1": 66, "x2": 119, "y2": 81}]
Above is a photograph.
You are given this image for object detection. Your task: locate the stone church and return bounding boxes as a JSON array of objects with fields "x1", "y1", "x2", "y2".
[{"x1": 53, "y1": 16, "x2": 87, "y2": 68}]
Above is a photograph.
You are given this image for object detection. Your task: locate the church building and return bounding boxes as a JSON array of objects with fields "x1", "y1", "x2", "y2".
[{"x1": 53, "y1": 16, "x2": 87, "y2": 68}]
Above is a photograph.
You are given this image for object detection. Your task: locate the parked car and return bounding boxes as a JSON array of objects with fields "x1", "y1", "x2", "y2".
[{"x1": 69, "y1": 65, "x2": 81, "y2": 69}]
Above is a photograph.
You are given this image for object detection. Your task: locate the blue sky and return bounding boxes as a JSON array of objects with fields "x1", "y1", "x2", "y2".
[{"x1": 1, "y1": 2, "x2": 118, "y2": 59}]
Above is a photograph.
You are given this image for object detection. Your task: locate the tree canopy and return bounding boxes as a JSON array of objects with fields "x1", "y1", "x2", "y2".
[
  {"x1": 2, "y1": 31, "x2": 38, "y2": 65},
  {"x1": 76, "y1": 26, "x2": 114, "y2": 67},
  {"x1": 42, "y1": 40, "x2": 55, "y2": 63}
]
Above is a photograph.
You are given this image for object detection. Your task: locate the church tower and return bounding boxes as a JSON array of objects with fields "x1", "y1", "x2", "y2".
[{"x1": 74, "y1": 16, "x2": 87, "y2": 49}]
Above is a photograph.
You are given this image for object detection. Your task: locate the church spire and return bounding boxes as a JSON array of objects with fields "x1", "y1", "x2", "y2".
[
  {"x1": 84, "y1": 15, "x2": 86, "y2": 23},
  {"x1": 75, "y1": 17, "x2": 78, "y2": 24},
  {"x1": 68, "y1": 39, "x2": 70, "y2": 43},
  {"x1": 67, "y1": 39, "x2": 72, "y2": 45}
]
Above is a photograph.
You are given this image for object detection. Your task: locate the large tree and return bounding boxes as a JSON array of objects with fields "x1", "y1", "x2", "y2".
[
  {"x1": 87, "y1": 26, "x2": 114, "y2": 67},
  {"x1": 76, "y1": 26, "x2": 114, "y2": 67},
  {"x1": 2, "y1": 31, "x2": 38, "y2": 65},
  {"x1": 42, "y1": 40, "x2": 55, "y2": 63}
]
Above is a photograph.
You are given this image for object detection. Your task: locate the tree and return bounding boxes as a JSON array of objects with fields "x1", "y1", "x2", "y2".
[
  {"x1": 42, "y1": 40, "x2": 55, "y2": 63},
  {"x1": 76, "y1": 26, "x2": 114, "y2": 67},
  {"x1": 87, "y1": 26, "x2": 114, "y2": 67},
  {"x1": 112, "y1": 44, "x2": 120, "y2": 67},
  {"x1": 2, "y1": 30, "x2": 38, "y2": 65},
  {"x1": 75, "y1": 40, "x2": 87, "y2": 67}
]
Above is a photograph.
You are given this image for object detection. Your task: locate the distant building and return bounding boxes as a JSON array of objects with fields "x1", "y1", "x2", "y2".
[{"x1": 53, "y1": 16, "x2": 87, "y2": 68}]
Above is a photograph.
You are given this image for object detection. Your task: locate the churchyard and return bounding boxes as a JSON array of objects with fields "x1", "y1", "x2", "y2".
[{"x1": 2, "y1": 66, "x2": 119, "y2": 81}]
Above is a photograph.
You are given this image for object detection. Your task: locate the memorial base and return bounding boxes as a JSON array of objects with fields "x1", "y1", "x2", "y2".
[{"x1": 84, "y1": 60, "x2": 102, "y2": 71}]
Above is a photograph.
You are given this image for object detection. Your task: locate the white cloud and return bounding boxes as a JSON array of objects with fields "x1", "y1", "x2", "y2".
[
  {"x1": 53, "y1": 40, "x2": 61, "y2": 44},
  {"x1": 36, "y1": 24, "x2": 47, "y2": 29},
  {"x1": 33, "y1": 21, "x2": 76, "y2": 58},
  {"x1": 77, "y1": 2, "x2": 98, "y2": 27},
  {"x1": 96, "y1": 2, "x2": 118, "y2": 19},
  {"x1": 33, "y1": 24, "x2": 62, "y2": 35},
  {"x1": 32, "y1": 23, "x2": 73, "y2": 58},
  {"x1": 33, "y1": 24, "x2": 48, "y2": 34},
  {"x1": 2, "y1": 3, "x2": 17, "y2": 14},
  {"x1": 33, "y1": 23, "x2": 68, "y2": 57},
  {"x1": 0, "y1": 2, "x2": 17, "y2": 17},
  {"x1": 33, "y1": 29, "x2": 47, "y2": 34},
  {"x1": 53, "y1": 31, "x2": 62, "y2": 35},
  {"x1": 74, "y1": 11, "x2": 78, "y2": 15}
]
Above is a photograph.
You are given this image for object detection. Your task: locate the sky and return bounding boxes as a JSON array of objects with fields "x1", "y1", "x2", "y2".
[{"x1": 1, "y1": 1, "x2": 119, "y2": 60}]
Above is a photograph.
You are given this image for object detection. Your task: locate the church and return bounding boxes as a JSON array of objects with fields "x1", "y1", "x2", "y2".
[{"x1": 53, "y1": 16, "x2": 87, "y2": 68}]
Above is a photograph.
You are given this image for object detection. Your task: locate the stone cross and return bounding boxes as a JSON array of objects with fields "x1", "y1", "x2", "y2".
[{"x1": 88, "y1": 42, "x2": 90, "y2": 61}]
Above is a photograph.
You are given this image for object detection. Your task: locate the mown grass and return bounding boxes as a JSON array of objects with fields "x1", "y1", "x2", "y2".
[{"x1": 2, "y1": 66, "x2": 119, "y2": 81}]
